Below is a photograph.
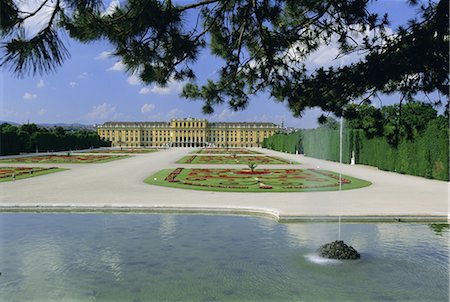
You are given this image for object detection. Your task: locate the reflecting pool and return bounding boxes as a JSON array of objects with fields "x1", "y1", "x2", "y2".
[{"x1": 0, "y1": 214, "x2": 448, "y2": 301}]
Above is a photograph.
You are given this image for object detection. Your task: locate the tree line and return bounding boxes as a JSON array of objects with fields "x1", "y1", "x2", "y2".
[{"x1": 0, "y1": 123, "x2": 110, "y2": 155}]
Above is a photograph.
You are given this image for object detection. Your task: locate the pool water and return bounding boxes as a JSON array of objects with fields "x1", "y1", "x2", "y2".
[{"x1": 0, "y1": 214, "x2": 448, "y2": 301}]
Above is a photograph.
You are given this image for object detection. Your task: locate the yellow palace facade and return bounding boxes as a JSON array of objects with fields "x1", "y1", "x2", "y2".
[{"x1": 97, "y1": 118, "x2": 280, "y2": 148}]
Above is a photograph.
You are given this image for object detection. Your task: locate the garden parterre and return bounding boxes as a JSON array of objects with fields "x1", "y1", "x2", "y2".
[
  {"x1": 0, "y1": 167, "x2": 66, "y2": 182},
  {"x1": 192, "y1": 148, "x2": 261, "y2": 154},
  {"x1": 0, "y1": 154, "x2": 128, "y2": 164},
  {"x1": 146, "y1": 168, "x2": 371, "y2": 192},
  {"x1": 85, "y1": 148, "x2": 160, "y2": 154},
  {"x1": 177, "y1": 155, "x2": 296, "y2": 165}
]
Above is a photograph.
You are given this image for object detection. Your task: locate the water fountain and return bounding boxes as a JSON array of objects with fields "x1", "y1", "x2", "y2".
[{"x1": 316, "y1": 116, "x2": 361, "y2": 260}]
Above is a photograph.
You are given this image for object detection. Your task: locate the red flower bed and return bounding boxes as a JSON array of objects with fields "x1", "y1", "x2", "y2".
[
  {"x1": 0, "y1": 154, "x2": 120, "y2": 163},
  {"x1": 0, "y1": 167, "x2": 57, "y2": 179},
  {"x1": 313, "y1": 170, "x2": 351, "y2": 184},
  {"x1": 184, "y1": 156, "x2": 196, "y2": 163},
  {"x1": 196, "y1": 148, "x2": 259, "y2": 154},
  {"x1": 234, "y1": 170, "x2": 271, "y2": 175},
  {"x1": 181, "y1": 181, "x2": 248, "y2": 189},
  {"x1": 165, "y1": 168, "x2": 183, "y2": 182},
  {"x1": 259, "y1": 185, "x2": 273, "y2": 189}
]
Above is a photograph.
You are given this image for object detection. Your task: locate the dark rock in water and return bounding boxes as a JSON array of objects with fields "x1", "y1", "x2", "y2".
[{"x1": 317, "y1": 240, "x2": 360, "y2": 260}]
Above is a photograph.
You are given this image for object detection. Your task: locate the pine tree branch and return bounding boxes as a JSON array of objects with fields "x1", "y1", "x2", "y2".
[
  {"x1": 17, "y1": 0, "x2": 50, "y2": 21},
  {"x1": 177, "y1": 0, "x2": 220, "y2": 12}
]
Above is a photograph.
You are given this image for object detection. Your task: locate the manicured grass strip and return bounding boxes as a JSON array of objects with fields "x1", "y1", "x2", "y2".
[
  {"x1": 0, "y1": 154, "x2": 129, "y2": 164},
  {"x1": 176, "y1": 155, "x2": 297, "y2": 165},
  {"x1": 0, "y1": 167, "x2": 67, "y2": 182},
  {"x1": 145, "y1": 168, "x2": 371, "y2": 192},
  {"x1": 192, "y1": 148, "x2": 262, "y2": 154}
]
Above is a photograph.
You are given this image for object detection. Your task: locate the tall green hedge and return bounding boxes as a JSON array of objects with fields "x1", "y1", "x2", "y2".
[
  {"x1": 357, "y1": 118, "x2": 449, "y2": 180},
  {"x1": 261, "y1": 131, "x2": 301, "y2": 153},
  {"x1": 263, "y1": 119, "x2": 449, "y2": 181},
  {"x1": 0, "y1": 130, "x2": 21, "y2": 155},
  {"x1": 301, "y1": 128, "x2": 353, "y2": 163}
]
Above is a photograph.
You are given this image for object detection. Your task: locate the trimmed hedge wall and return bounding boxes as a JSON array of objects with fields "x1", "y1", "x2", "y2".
[
  {"x1": 33, "y1": 132, "x2": 110, "y2": 152},
  {"x1": 261, "y1": 131, "x2": 302, "y2": 154},
  {"x1": 263, "y1": 119, "x2": 449, "y2": 181},
  {"x1": 357, "y1": 118, "x2": 448, "y2": 180},
  {"x1": 0, "y1": 130, "x2": 21, "y2": 155},
  {"x1": 301, "y1": 128, "x2": 353, "y2": 164}
]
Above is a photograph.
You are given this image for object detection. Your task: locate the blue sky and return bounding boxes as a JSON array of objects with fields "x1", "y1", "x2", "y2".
[{"x1": 0, "y1": 1, "x2": 424, "y2": 128}]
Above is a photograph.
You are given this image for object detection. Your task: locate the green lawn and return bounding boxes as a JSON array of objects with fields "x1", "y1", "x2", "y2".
[
  {"x1": 0, "y1": 167, "x2": 67, "y2": 182},
  {"x1": 176, "y1": 155, "x2": 297, "y2": 165},
  {"x1": 145, "y1": 168, "x2": 371, "y2": 192},
  {"x1": 0, "y1": 154, "x2": 129, "y2": 164}
]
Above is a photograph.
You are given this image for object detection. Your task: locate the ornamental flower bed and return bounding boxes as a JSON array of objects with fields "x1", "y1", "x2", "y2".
[
  {"x1": 259, "y1": 183, "x2": 273, "y2": 189},
  {"x1": 147, "y1": 167, "x2": 370, "y2": 192},
  {"x1": 165, "y1": 168, "x2": 183, "y2": 182},
  {"x1": 312, "y1": 169, "x2": 351, "y2": 184},
  {"x1": 184, "y1": 156, "x2": 197, "y2": 163},
  {"x1": 88, "y1": 149, "x2": 159, "y2": 153},
  {"x1": 234, "y1": 170, "x2": 271, "y2": 175},
  {"x1": 177, "y1": 155, "x2": 296, "y2": 165},
  {"x1": 0, "y1": 167, "x2": 61, "y2": 181},
  {"x1": 0, "y1": 154, "x2": 127, "y2": 164},
  {"x1": 194, "y1": 148, "x2": 261, "y2": 154}
]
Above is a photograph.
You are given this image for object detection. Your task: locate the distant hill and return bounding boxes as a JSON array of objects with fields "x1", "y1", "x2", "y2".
[
  {"x1": 0, "y1": 121, "x2": 21, "y2": 126},
  {"x1": 38, "y1": 123, "x2": 96, "y2": 130},
  {"x1": 0, "y1": 121, "x2": 96, "y2": 130}
]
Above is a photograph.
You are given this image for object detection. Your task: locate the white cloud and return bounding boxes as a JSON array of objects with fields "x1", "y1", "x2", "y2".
[
  {"x1": 37, "y1": 108, "x2": 47, "y2": 116},
  {"x1": 86, "y1": 103, "x2": 121, "y2": 121},
  {"x1": 286, "y1": 26, "x2": 394, "y2": 70},
  {"x1": 16, "y1": 1, "x2": 61, "y2": 37},
  {"x1": 95, "y1": 51, "x2": 112, "y2": 60},
  {"x1": 36, "y1": 79, "x2": 44, "y2": 88},
  {"x1": 139, "y1": 87, "x2": 151, "y2": 95},
  {"x1": 141, "y1": 103, "x2": 155, "y2": 113},
  {"x1": 132, "y1": 76, "x2": 183, "y2": 94},
  {"x1": 23, "y1": 92, "x2": 37, "y2": 100},
  {"x1": 108, "y1": 61, "x2": 125, "y2": 71},
  {"x1": 127, "y1": 74, "x2": 142, "y2": 86},
  {"x1": 149, "y1": 80, "x2": 184, "y2": 95},
  {"x1": 303, "y1": 41, "x2": 356, "y2": 69},
  {"x1": 311, "y1": 46, "x2": 340, "y2": 65},
  {"x1": 150, "y1": 86, "x2": 171, "y2": 95},
  {"x1": 215, "y1": 108, "x2": 235, "y2": 120},
  {"x1": 167, "y1": 108, "x2": 184, "y2": 118},
  {"x1": 78, "y1": 72, "x2": 89, "y2": 79},
  {"x1": 69, "y1": 81, "x2": 78, "y2": 87},
  {"x1": 103, "y1": 0, "x2": 120, "y2": 16}
]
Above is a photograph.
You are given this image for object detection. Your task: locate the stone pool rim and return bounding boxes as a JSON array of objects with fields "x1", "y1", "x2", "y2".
[{"x1": 0, "y1": 205, "x2": 448, "y2": 223}]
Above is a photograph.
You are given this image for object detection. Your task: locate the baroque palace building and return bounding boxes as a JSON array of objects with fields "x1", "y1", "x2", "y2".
[{"x1": 97, "y1": 118, "x2": 280, "y2": 148}]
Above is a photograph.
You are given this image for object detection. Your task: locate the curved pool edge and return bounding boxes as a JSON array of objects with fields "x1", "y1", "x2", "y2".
[{"x1": 0, "y1": 204, "x2": 448, "y2": 223}]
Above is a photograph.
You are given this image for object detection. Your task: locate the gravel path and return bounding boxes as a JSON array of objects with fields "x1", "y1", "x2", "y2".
[{"x1": 1, "y1": 148, "x2": 448, "y2": 221}]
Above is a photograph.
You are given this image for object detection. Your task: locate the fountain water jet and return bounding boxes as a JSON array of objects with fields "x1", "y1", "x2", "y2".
[{"x1": 316, "y1": 116, "x2": 360, "y2": 260}]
